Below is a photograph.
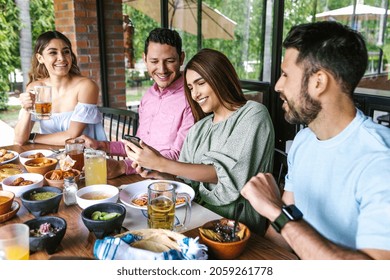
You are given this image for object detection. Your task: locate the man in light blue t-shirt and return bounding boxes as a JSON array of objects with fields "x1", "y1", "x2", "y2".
[{"x1": 241, "y1": 21, "x2": 390, "y2": 260}]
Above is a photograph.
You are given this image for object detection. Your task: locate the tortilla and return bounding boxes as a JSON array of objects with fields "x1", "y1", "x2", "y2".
[
  {"x1": 0, "y1": 164, "x2": 24, "y2": 181},
  {"x1": 116, "y1": 228, "x2": 186, "y2": 253}
]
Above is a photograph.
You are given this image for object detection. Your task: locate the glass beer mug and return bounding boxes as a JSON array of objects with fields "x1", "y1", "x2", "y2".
[
  {"x1": 147, "y1": 182, "x2": 191, "y2": 231},
  {"x1": 33, "y1": 85, "x2": 52, "y2": 120}
]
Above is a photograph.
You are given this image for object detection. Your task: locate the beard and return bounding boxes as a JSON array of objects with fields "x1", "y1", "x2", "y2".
[{"x1": 283, "y1": 81, "x2": 322, "y2": 125}]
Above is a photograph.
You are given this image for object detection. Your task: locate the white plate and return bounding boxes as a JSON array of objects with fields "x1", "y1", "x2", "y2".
[
  {"x1": 119, "y1": 180, "x2": 195, "y2": 210},
  {"x1": 19, "y1": 149, "x2": 55, "y2": 165},
  {"x1": 0, "y1": 150, "x2": 19, "y2": 165}
]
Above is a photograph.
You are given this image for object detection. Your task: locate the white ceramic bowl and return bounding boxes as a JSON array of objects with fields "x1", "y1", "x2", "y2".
[
  {"x1": 2, "y1": 173, "x2": 44, "y2": 197},
  {"x1": 76, "y1": 184, "x2": 119, "y2": 209},
  {"x1": 19, "y1": 149, "x2": 55, "y2": 165}
]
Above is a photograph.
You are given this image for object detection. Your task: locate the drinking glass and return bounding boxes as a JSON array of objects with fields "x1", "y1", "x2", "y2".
[
  {"x1": 0, "y1": 224, "x2": 30, "y2": 260},
  {"x1": 33, "y1": 85, "x2": 52, "y2": 120},
  {"x1": 65, "y1": 138, "x2": 85, "y2": 171},
  {"x1": 147, "y1": 182, "x2": 191, "y2": 231},
  {"x1": 84, "y1": 149, "x2": 107, "y2": 186}
]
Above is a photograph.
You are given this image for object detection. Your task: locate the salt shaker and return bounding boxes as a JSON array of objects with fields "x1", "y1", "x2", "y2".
[{"x1": 63, "y1": 176, "x2": 78, "y2": 206}]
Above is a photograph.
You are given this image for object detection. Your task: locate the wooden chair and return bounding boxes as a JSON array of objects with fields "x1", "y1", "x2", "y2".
[
  {"x1": 98, "y1": 107, "x2": 139, "y2": 160},
  {"x1": 273, "y1": 148, "x2": 288, "y2": 194}
]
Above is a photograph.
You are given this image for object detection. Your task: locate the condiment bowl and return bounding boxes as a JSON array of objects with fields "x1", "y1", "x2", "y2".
[
  {"x1": 20, "y1": 186, "x2": 63, "y2": 217},
  {"x1": 24, "y1": 157, "x2": 58, "y2": 175},
  {"x1": 0, "y1": 190, "x2": 15, "y2": 215},
  {"x1": 198, "y1": 218, "x2": 251, "y2": 259},
  {"x1": 24, "y1": 216, "x2": 67, "y2": 254},
  {"x1": 76, "y1": 184, "x2": 119, "y2": 209},
  {"x1": 19, "y1": 149, "x2": 55, "y2": 165},
  {"x1": 44, "y1": 169, "x2": 81, "y2": 188},
  {"x1": 81, "y1": 202, "x2": 126, "y2": 239},
  {"x1": 1, "y1": 173, "x2": 44, "y2": 197}
]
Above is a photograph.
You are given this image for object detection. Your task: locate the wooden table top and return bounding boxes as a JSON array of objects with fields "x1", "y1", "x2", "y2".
[{"x1": 1, "y1": 143, "x2": 298, "y2": 260}]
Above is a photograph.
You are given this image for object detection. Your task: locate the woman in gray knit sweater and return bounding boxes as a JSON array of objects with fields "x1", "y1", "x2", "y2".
[{"x1": 125, "y1": 48, "x2": 275, "y2": 235}]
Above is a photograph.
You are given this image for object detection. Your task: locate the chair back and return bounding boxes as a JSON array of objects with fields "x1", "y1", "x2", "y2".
[
  {"x1": 98, "y1": 107, "x2": 139, "y2": 160},
  {"x1": 273, "y1": 148, "x2": 288, "y2": 194}
]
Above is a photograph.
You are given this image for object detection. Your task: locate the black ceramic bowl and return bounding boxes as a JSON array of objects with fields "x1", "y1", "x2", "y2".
[
  {"x1": 24, "y1": 216, "x2": 67, "y2": 254},
  {"x1": 81, "y1": 202, "x2": 126, "y2": 239},
  {"x1": 20, "y1": 186, "x2": 63, "y2": 217}
]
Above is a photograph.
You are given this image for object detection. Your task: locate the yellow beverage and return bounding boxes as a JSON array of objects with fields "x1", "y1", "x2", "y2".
[
  {"x1": 147, "y1": 196, "x2": 175, "y2": 230},
  {"x1": 84, "y1": 154, "x2": 107, "y2": 186},
  {"x1": 5, "y1": 245, "x2": 29, "y2": 260}
]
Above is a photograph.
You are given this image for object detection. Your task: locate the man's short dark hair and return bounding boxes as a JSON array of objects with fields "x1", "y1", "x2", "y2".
[
  {"x1": 283, "y1": 21, "x2": 368, "y2": 95},
  {"x1": 144, "y1": 28, "x2": 182, "y2": 56}
]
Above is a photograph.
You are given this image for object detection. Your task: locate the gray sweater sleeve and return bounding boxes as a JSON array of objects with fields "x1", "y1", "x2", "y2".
[{"x1": 180, "y1": 101, "x2": 275, "y2": 206}]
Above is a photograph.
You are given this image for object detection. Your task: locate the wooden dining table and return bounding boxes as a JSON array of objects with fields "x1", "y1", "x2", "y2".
[{"x1": 0, "y1": 143, "x2": 298, "y2": 260}]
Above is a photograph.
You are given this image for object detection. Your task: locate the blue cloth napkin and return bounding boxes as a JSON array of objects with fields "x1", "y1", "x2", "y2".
[{"x1": 93, "y1": 233, "x2": 208, "y2": 260}]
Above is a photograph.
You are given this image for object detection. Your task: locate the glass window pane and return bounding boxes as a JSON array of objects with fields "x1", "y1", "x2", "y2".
[
  {"x1": 314, "y1": 0, "x2": 389, "y2": 90},
  {"x1": 171, "y1": 0, "x2": 266, "y2": 81}
]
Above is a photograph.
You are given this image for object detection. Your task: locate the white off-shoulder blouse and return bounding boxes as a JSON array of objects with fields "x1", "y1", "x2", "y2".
[{"x1": 31, "y1": 102, "x2": 107, "y2": 140}]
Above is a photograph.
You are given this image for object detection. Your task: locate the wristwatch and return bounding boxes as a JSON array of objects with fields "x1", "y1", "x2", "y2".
[
  {"x1": 271, "y1": 204, "x2": 303, "y2": 233},
  {"x1": 28, "y1": 133, "x2": 37, "y2": 144}
]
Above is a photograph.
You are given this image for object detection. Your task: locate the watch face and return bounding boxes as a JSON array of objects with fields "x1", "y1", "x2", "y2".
[{"x1": 283, "y1": 205, "x2": 303, "y2": 220}]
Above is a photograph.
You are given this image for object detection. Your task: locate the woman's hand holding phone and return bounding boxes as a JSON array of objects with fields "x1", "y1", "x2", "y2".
[{"x1": 122, "y1": 135, "x2": 153, "y2": 172}]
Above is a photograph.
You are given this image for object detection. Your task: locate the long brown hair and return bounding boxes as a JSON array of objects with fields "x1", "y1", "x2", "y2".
[
  {"x1": 27, "y1": 31, "x2": 81, "y2": 86},
  {"x1": 184, "y1": 48, "x2": 246, "y2": 122}
]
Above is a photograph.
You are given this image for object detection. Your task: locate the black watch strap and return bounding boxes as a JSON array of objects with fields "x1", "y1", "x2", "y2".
[
  {"x1": 271, "y1": 205, "x2": 303, "y2": 233},
  {"x1": 28, "y1": 133, "x2": 37, "y2": 144}
]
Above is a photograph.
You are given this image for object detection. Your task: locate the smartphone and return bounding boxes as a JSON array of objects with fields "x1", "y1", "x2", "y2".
[
  {"x1": 123, "y1": 134, "x2": 151, "y2": 172},
  {"x1": 123, "y1": 135, "x2": 141, "y2": 148}
]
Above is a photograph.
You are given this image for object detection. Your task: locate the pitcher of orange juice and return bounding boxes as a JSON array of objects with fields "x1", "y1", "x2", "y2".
[
  {"x1": 0, "y1": 224, "x2": 30, "y2": 260},
  {"x1": 84, "y1": 149, "x2": 107, "y2": 186}
]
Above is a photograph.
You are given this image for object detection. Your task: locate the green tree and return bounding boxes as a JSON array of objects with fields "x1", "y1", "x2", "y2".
[
  {"x1": 30, "y1": 0, "x2": 54, "y2": 43},
  {"x1": 0, "y1": 0, "x2": 54, "y2": 97},
  {"x1": 0, "y1": 0, "x2": 20, "y2": 94}
]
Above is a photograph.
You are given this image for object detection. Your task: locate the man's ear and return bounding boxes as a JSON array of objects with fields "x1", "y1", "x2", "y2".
[
  {"x1": 142, "y1": 52, "x2": 147, "y2": 63},
  {"x1": 312, "y1": 70, "x2": 329, "y2": 97},
  {"x1": 179, "y1": 51, "x2": 185, "y2": 65}
]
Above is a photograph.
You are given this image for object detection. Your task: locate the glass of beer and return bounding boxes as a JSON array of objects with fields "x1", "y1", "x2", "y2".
[
  {"x1": 147, "y1": 182, "x2": 191, "y2": 231},
  {"x1": 33, "y1": 85, "x2": 52, "y2": 120},
  {"x1": 0, "y1": 224, "x2": 30, "y2": 260},
  {"x1": 65, "y1": 138, "x2": 85, "y2": 171},
  {"x1": 84, "y1": 149, "x2": 107, "y2": 186}
]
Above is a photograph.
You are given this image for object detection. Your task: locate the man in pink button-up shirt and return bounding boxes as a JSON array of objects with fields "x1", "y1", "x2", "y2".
[{"x1": 81, "y1": 28, "x2": 194, "y2": 178}]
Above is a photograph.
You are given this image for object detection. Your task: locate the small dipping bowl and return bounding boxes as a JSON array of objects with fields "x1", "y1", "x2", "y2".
[
  {"x1": 24, "y1": 157, "x2": 58, "y2": 175},
  {"x1": 24, "y1": 216, "x2": 67, "y2": 254},
  {"x1": 0, "y1": 190, "x2": 15, "y2": 215},
  {"x1": 81, "y1": 202, "x2": 126, "y2": 239},
  {"x1": 76, "y1": 184, "x2": 119, "y2": 209},
  {"x1": 198, "y1": 218, "x2": 251, "y2": 260},
  {"x1": 20, "y1": 186, "x2": 63, "y2": 217}
]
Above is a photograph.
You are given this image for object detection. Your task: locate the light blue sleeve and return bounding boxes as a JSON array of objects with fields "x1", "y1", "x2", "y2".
[
  {"x1": 70, "y1": 103, "x2": 107, "y2": 141},
  {"x1": 71, "y1": 103, "x2": 103, "y2": 124},
  {"x1": 356, "y1": 153, "x2": 390, "y2": 250}
]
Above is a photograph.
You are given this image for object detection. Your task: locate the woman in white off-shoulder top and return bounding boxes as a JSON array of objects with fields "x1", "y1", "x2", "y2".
[{"x1": 14, "y1": 31, "x2": 106, "y2": 146}]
